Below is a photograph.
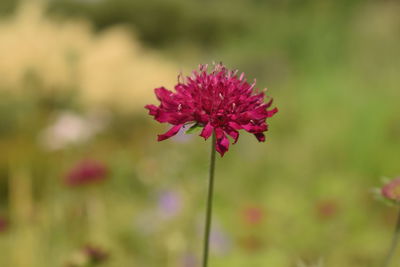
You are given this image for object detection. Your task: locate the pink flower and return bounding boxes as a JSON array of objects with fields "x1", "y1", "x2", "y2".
[
  {"x1": 83, "y1": 245, "x2": 109, "y2": 264},
  {"x1": 157, "y1": 190, "x2": 183, "y2": 220},
  {"x1": 65, "y1": 159, "x2": 108, "y2": 187},
  {"x1": 145, "y1": 63, "x2": 278, "y2": 156},
  {"x1": 382, "y1": 177, "x2": 400, "y2": 201},
  {"x1": 242, "y1": 205, "x2": 264, "y2": 225},
  {"x1": 0, "y1": 217, "x2": 8, "y2": 233},
  {"x1": 239, "y1": 235, "x2": 264, "y2": 252},
  {"x1": 315, "y1": 199, "x2": 339, "y2": 220}
]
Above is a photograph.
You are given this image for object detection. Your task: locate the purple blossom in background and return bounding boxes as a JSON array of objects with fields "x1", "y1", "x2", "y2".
[
  {"x1": 196, "y1": 218, "x2": 231, "y2": 256},
  {"x1": 181, "y1": 252, "x2": 198, "y2": 267},
  {"x1": 134, "y1": 190, "x2": 182, "y2": 235},
  {"x1": 157, "y1": 190, "x2": 183, "y2": 220},
  {"x1": 210, "y1": 224, "x2": 232, "y2": 256},
  {"x1": 65, "y1": 159, "x2": 108, "y2": 187}
]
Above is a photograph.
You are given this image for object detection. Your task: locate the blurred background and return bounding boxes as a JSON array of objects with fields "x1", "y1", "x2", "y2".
[{"x1": 0, "y1": 0, "x2": 399, "y2": 266}]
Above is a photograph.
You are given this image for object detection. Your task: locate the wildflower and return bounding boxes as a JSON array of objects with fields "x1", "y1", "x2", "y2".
[
  {"x1": 210, "y1": 225, "x2": 231, "y2": 255},
  {"x1": 65, "y1": 159, "x2": 108, "y2": 186},
  {"x1": 382, "y1": 177, "x2": 400, "y2": 202},
  {"x1": 180, "y1": 252, "x2": 198, "y2": 267},
  {"x1": 83, "y1": 245, "x2": 109, "y2": 264},
  {"x1": 66, "y1": 244, "x2": 108, "y2": 267},
  {"x1": 315, "y1": 199, "x2": 339, "y2": 220},
  {"x1": 157, "y1": 190, "x2": 183, "y2": 220},
  {"x1": 145, "y1": 63, "x2": 277, "y2": 156},
  {"x1": 239, "y1": 235, "x2": 264, "y2": 252},
  {"x1": 40, "y1": 111, "x2": 107, "y2": 151},
  {"x1": 0, "y1": 217, "x2": 8, "y2": 232},
  {"x1": 242, "y1": 205, "x2": 264, "y2": 225},
  {"x1": 378, "y1": 177, "x2": 400, "y2": 266}
]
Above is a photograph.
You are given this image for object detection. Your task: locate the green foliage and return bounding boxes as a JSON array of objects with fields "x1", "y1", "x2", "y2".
[
  {"x1": 47, "y1": 0, "x2": 247, "y2": 48},
  {"x1": 0, "y1": 0, "x2": 18, "y2": 16},
  {"x1": 185, "y1": 123, "x2": 202, "y2": 135}
]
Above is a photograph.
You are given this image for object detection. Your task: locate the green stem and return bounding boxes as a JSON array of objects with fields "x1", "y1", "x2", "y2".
[
  {"x1": 202, "y1": 133, "x2": 216, "y2": 267},
  {"x1": 383, "y1": 206, "x2": 400, "y2": 267}
]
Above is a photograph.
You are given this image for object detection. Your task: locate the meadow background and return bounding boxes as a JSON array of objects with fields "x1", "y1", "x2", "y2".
[{"x1": 0, "y1": 0, "x2": 399, "y2": 266}]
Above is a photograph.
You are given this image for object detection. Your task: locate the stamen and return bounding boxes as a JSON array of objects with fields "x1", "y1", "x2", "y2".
[
  {"x1": 177, "y1": 74, "x2": 180, "y2": 83},
  {"x1": 249, "y1": 79, "x2": 256, "y2": 90}
]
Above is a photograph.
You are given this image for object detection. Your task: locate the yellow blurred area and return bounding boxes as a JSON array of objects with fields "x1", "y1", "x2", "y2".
[{"x1": 0, "y1": 1, "x2": 177, "y2": 112}]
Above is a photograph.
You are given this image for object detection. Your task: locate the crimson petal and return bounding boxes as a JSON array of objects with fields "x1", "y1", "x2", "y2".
[
  {"x1": 157, "y1": 124, "x2": 184, "y2": 141},
  {"x1": 267, "y1": 107, "x2": 278, "y2": 117},
  {"x1": 254, "y1": 133, "x2": 265, "y2": 142},
  {"x1": 215, "y1": 134, "x2": 230, "y2": 156},
  {"x1": 200, "y1": 122, "x2": 214, "y2": 140},
  {"x1": 215, "y1": 128, "x2": 230, "y2": 156},
  {"x1": 225, "y1": 128, "x2": 239, "y2": 144},
  {"x1": 145, "y1": 104, "x2": 158, "y2": 116}
]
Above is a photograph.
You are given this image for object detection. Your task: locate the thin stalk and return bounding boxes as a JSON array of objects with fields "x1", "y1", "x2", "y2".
[
  {"x1": 383, "y1": 206, "x2": 400, "y2": 267},
  {"x1": 202, "y1": 133, "x2": 216, "y2": 267}
]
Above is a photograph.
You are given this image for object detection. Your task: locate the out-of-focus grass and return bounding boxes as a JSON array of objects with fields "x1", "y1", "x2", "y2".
[{"x1": 0, "y1": 1, "x2": 400, "y2": 267}]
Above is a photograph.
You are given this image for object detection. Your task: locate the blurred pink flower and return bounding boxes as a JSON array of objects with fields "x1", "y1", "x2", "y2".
[
  {"x1": 65, "y1": 159, "x2": 108, "y2": 187},
  {"x1": 242, "y1": 205, "x2": 264, "y2": 225},
  {"x1": 315, "y1": 199, "x2": 339, "y2": 220},
  {"x1": 382, "y1": 177, "x2": 400, "y2": 201},
  {"x1": 83, "y1": 245, "x2": 109, "y2": 264},
  {"x1": 157, "y1": 190, "x2": 183, "y2": 220},
  {"x1": 145, "y1": 63, "x2": 277, "y2": 156},
  {"x1": 0, "y1": 217, "x2": 8, "y2": 233},
  {"x1": 239, "y1": 235, "x2": 264, "y2": 252}
]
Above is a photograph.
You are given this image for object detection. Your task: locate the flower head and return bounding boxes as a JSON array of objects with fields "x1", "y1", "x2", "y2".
[
  {"x1": 382, "y1": 177, "x2": 400, "y2": 202},
  {"x1": 65, "y1": 159, "x2": 108, "y2": 187},
  {"x1": 145, "y1": 63, "x2": 278, "y2": 156}
]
